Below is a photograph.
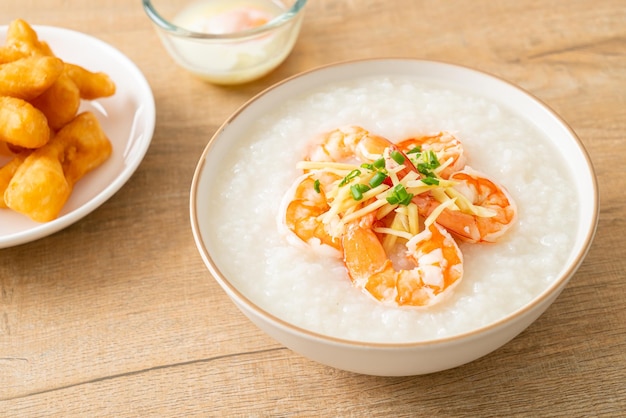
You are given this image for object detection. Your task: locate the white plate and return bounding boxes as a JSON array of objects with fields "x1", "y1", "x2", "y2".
[{"x1": 0, "y1": 25, "x2": 155, "y2": 248}]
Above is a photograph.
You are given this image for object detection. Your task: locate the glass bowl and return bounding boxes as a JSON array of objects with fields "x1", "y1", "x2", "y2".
[{"x1": 142, "y1": 0, "x2": 307, "y2": 84}]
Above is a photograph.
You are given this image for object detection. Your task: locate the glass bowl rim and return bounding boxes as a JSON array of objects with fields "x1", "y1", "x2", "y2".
[{"x1": 142, "y1": 0, "x2": 308, "y2": 40}]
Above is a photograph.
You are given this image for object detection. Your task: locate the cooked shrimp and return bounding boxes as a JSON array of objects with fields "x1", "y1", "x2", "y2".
[
  {"x1": 280, "y1": 125, "x2": 518, "y2": 309},
  {"x1": 305, "y1": 125, "x2": 418, "y2": 184},
  {"x1": 414, "y1": 167, "x2": 517, "y2": 243},
  {"x1": 306, "y1": 125, "x2": 394, "y2": 164},
  {"x1": 396, "y1": 131, "x2": 466, "y2": 179},
  {"x1": 280, "y1": 171, "x2": 343, "y2": 252},
  {"x1": 285, "y1": 125, "x2": 431, "y2": 254},
  {"x1": 280, "y1": 126, "x2": 404, "y2": 253},
  {"x1": 342, "y1": 214, "x2": 463, "y2": 307}
]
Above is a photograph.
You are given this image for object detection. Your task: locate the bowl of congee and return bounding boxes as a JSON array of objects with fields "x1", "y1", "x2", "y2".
[{"x1": 190, "y1": 59, "x2": 598, "y2": 376}]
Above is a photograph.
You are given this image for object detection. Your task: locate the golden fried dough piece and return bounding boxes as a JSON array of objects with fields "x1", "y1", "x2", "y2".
[
  {"x1": 64, "y1": 63, "x2": 116, "y2": 100},
  {"x1": 0, "y1": 55, "x2": 64, "y2": 100},
  {"x1": 31, "y1": 71, "x2": 81, "y2": 131},
  {"x1": 0, "y1": 96, "x2": 51, "y2": 148},
  {"x1": 56, "y1": 112, "x2": 112, "y2": 184},
  {"x1": 4, "y1": 112, "x2": 112, "y2": 222},
  {"x1": 0, "y1": 151, "x2": 30, "y2": 208},
  {"x1": 0, "y1": 46, "x2": 25, "y2": 64},
  {"x1": 4, "y1": 142, "x2": 71, "y2": 221},
  {"x1": 3, "y1": 19, "x2": 54, "y2": 57}
]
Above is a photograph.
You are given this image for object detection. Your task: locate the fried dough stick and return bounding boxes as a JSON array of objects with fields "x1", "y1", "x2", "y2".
[
  {"x1": 64, "y1": 63, "x2": 116, "y2": 100},
  {"x1": 1, "y1": 18, "x2": 54, "y2": 59},
  {"x1": 31, "y1": 64, "x2": 116, "y2": 131},
  {"x1": 0, "y1": 55, "x2": 64, "y2": 100},
  {"x1": 0, "y1": 96, "x2": 51, "y2": 148},
  {"x1": 30, "y1": 71, "x2": 81, "y2": 131},
  {"x1": 1, "y1": 19, "x2": 115, "y2": 129},
  {"x1": 0, "y1": 151, "x2": 29, "y2": 208},
  {"x1": 4, "y1": 112, "x2": 112, "y2": 222}
]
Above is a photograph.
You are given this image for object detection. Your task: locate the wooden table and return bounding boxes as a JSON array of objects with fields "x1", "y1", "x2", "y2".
[{"x1": 2, "y1": 1, "x2": 625, "y2": 416}]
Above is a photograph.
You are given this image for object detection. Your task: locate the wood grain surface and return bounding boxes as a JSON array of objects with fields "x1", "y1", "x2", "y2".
[{"x1": 1, "y1": 0, "x2": 625, "y2": 416}]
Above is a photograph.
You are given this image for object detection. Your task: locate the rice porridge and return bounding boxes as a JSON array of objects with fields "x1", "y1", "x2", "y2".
[{"x1": 205, "y1": 75, "x2": 577, "y2": 343}]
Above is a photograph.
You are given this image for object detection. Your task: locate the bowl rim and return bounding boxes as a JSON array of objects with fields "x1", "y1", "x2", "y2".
[
  {"x1": 142, "y1": 0, "x2": 307, "y2": 40},
  {"x1": 189, "y1": 57, "x2": 600, "y2": 348}
]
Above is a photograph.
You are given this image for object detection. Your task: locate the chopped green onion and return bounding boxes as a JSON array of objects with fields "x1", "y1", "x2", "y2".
[
  {"x1": 386, "y1": 197, "x2": 398, "y2": 205},
  {"x1": 386, "y1": 184, "x2": 414, "y2": 206},
  {"x1": 421, "y1": 176, "x2": 440, "y2": 186},
  {"x1": 406, "y1": 146, "x2": 422, "y2": 155},
  {"x1": 313, "y1": 179, "x2": 321, "y2": 193},
  {"x1": 417, "y1": 150, "x2": 441, "y2": 177},
  {"x1": 369, "y1": 171, "x2": 388, "y2": 188},
  {"x1": 360, "y1": 162, "x2": 373, "y2": 170},
  {"x1": 350, "y1": 183, "x2": 370, "y2": 201},
  {"x1": 339, "y1": 169, "x2": 361, "y2": 187},
  {"x1": 390, "y1": 150, "x2": 405, "y2": 165},
  {"x1": 424, "y1": 150, "x2": 440, "y2": 168},
  {"x1": 373, "y1": 157, "x2": 386, "y2": 169}
]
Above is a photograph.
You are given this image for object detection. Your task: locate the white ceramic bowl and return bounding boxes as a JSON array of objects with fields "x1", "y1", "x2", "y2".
[
  {"x1": 143, "y1": 0, "x2": 307, "y2": 84},
  {"x1": 190, "y1": 59, "x2": 598, "y2": 376}
]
